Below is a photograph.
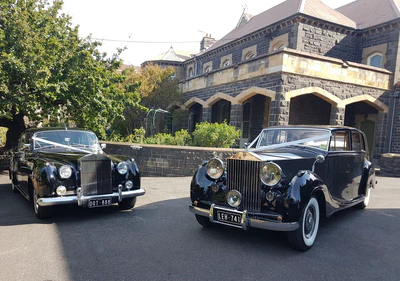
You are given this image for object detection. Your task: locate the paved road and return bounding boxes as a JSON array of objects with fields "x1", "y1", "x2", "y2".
[{"x1": 0, "y1": 171, "x2": 399, "y2": 281}]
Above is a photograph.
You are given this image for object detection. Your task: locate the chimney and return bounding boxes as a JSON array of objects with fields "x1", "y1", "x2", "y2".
[{"x1": 200, "y1": 34, "x2": 216, "y2": 52}]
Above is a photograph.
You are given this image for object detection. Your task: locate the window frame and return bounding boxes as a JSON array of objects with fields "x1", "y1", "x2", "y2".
[{"x1": 367, "y1": 52, "x2": 383, "y2": 68}]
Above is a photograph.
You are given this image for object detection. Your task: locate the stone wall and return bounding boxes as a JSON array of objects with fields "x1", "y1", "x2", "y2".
[
  {"x1": 101, "y1": 142, "x2": 240, "y2": 177},
  {"x1": 379, "y1": 153, "x2": 400, "y2": 177},
  {"x1": 297, "y1": 23, "x2": 359, "y2": 62}
]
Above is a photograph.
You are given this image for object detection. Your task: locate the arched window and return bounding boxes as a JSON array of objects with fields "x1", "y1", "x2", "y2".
[
  {"x1": 245, "y1": 52, "x2": 256, "y2": 60},
  {"x1": 222, "y1": 59, "x2": 231, "y2": 67},
  {"x1": 188, "y1": 67, "x2": 194, "y2": 77},
  {"x1": 367, "y1": 52, "x2": 383, "y2": 68},
  {"x1": 273, "y1": 42, "x2": 286, "y2": 50}
]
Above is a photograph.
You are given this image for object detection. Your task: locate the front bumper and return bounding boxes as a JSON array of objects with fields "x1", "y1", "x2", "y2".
[
  {"x1": 190, "y1": 203, "x2": 299, "y2": 232},
  {"x1": 37, "y1": 186, "x2": 145, "y2": 207}
]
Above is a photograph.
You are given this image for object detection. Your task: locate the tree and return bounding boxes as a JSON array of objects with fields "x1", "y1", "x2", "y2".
[
  {"x1": 0, "y1": 0, "x2": 140, "y2": 148},
  {"x1": 110, "y1": 64, "x2": 182, "y2": 136}
]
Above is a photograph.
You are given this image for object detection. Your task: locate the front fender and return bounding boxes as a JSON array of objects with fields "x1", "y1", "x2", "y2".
[
  {"x1": 284, "y1": 170, "x2": 326, "y2": 222},
  {"x1": 190, "y1": 163, "x2": 226, "y2": 205}
]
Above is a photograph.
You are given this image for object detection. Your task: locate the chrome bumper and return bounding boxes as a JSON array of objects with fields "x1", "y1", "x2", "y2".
[
  {"x1": 189, "y1": 204, "x2": 299, "y2": 232},
  {"x1": 37, "y1": 187, "x2": 146, "y2": 207}
]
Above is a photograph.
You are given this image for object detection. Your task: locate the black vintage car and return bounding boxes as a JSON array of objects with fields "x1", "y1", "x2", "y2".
[
  {"x1": 9, "y1": 128, "x2": 145, "y2": 219},
  {"x1": 189, "y1": 126, "x2": 375, "y2": 251}
]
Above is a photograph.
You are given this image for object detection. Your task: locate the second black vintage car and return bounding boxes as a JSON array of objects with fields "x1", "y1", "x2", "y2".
[
  {"x1": 9, "y1": 128, "x2": 145, "y2": 219},
  {"x1": 189, "y1": 126, "x2": 375, "y2": 251}
]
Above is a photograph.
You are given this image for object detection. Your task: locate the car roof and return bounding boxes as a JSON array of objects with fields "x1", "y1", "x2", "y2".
[{"x1": 264, "y1": 125, "x2": 362, "y2": 131}]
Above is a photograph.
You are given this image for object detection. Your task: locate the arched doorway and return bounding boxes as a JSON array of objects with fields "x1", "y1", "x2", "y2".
[
  {"x1": 289, "y1": 94, "x2": 332, "y2": 125},
  {"x1": 188, "y1": 103, "x2": 203, "y2": 133},
  {"x1": 344, "y1": 101, "x2": 379, "y2": 156},
  {"x1": 211, "y1": 99, "x2": 231, "y2": 123}
]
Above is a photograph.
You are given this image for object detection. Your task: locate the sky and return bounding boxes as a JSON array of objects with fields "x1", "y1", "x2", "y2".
[{"x1": 61, "y1": 0, "x2": 355, "y2": 66}]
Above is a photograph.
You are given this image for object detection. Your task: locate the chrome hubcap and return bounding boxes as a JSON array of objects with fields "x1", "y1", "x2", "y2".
[{"x1": 304, "y1": 206, "x2": 316, "y2": 239}]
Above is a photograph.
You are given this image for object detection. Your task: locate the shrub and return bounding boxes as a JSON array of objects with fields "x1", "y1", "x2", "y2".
[
  {"x1": 192, "y1": 121, "x2": 241, "y2": 148},
  {"x1": 125, "y1": 127, "x2": 146, "y2": 143}
]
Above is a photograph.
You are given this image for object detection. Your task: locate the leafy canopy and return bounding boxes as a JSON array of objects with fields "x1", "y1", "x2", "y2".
[{"x1": 0, "y1": 0, "x2": 140, "y2": 139}]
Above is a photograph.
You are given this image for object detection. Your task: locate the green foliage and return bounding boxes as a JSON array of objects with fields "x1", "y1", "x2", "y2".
[
  {"x1": 0, "y1": 127, "x2": 8, "y2": 146},
  {"x1": 125, "y1": 127, "x2": 146, "y2": 144},
  {"x1": 192, "y1": 122, "x2": 241, "y2": 148},
  {"x1": 144, "y1": 129, "x2": 192, "y2": 146},
  {"x1": 0, "y1": 0, "x2": 141, "y2": 143}
]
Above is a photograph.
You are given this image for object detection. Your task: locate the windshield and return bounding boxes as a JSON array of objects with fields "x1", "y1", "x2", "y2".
[
  {"x1": 253, "y1": 128, "x2": 331, "y2": 151},
  {"x1": 32, "y1": 130, "x2": 101, "y2": 153}
]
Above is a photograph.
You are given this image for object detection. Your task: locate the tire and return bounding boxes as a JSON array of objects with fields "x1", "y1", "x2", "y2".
[
  {"x1": 287, "y1": 196, "x2": 320, "y2": 251},
  {"x1": 356, "y1": 181, "x2": 372, "y2": 209},
  {"x1": 195, "y1": 214, "x2": 214, "y2": 228},
  {"x1": 32, "y1": 188, "x2": 53, "y2": 219},
  {"x1": 118, "y1": 197, "x2": 136, "y2": 210}
]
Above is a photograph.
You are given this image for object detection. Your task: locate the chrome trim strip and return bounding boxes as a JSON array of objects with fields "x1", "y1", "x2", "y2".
[
  {"x1": 189, "y1": 204, "x2": 299, "y2": 232},
  {"x1": 118, "y1": 184, "x2": 123, "y2": 202},
  {"x1": 37, "y1": 188, "x2": 146, "y2": 207}
]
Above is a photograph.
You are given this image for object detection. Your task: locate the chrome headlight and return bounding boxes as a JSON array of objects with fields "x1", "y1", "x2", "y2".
[
  {"x1": 227, "y1": 190, "x2": 242, "y2": 208},
  {"x1": 117, "y1": 162, "x2": 128, "y2": 175},
  {"x1": 206, "y1": 158, "x2": 224, "y2": 179},
  {"x1": 260, "y1": 162, "x2": 282, "y2": 186},
  {"x1": 59, "y1": 165, "x2": 72, "y2": 179}
]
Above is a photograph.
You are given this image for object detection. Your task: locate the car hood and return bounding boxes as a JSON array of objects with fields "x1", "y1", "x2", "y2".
[
  {"x1": 229, "y1": 146, "x2": 325, "y2": 179},
  {"x1": 35, "y1": 151, "x2": 128, "y2": 167}
]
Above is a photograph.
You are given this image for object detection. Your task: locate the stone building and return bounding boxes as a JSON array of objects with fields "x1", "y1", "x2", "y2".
[{"x1": 142, "y1": 0, "x2": 400, "y2": 160}]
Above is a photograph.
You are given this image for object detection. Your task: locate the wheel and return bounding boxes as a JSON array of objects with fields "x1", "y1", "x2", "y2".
[
  {"x1": 356, "y1": 181, "x2": 372, "y2": 209},
  {"x1": 118, "y1": 197, "x2": 136, "y2": 210},
  {"x1": 287, "y1": 196, "x2": 320, "y2": 251},
  {"x1": 32, "y1": 188, "x2": 53, "y2": 219},
  {"x1": 195, "y1": 214, "x2": 214, "y2": 228},
  {"x1": 11, "y1": 181, "x2": 19, "y2": 193}
]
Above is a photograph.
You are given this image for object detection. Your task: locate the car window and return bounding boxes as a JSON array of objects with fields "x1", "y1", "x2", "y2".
[
  {"x1": 329, "y1": 131, "x2": 350, "y2": 151},
  {"x1": 351, "y1": 132, "x2": 363, "y2": 151}
]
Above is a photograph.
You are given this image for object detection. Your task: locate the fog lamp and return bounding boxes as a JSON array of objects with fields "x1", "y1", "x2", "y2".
[
  {"x1": 227, "y1": 190, "x2": 242, "y2": 208},
  {"x1": 266, "y1": 191, "x2": 275, "y2": 202},
  {"x1": 125, "y1": 180, "x2": 133, "y2": 190},
  {"x1": 211, "y1": 183, "x2": 219, "y2": 193},
  {"x1": 56, "y1": 186, "x2": 67, "y2": 196}
]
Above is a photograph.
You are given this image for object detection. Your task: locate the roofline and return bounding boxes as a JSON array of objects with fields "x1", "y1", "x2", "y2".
[{"x1": 183, "y1": 13, "x2": 358, "y2": 64}]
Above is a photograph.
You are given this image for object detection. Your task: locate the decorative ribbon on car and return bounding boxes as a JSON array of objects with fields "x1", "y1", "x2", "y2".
[
  {"x1": 247, "y1": 132, "x2": 332, "y2": 153},
  {"x1": 32, "y1": 136, "x2": 100, "y2": 154}
]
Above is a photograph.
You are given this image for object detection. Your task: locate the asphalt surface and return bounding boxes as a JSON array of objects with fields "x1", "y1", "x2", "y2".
[{"x1": 0, "y1": 171, "x2": 399, "y2": 281}]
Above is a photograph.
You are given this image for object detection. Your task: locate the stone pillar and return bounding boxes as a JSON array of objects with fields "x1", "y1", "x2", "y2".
[
  {"x1": 278, "y1": 99, "x2": 290, "y2": 126},
  {"x1": 202, "y1": 107, "x2": 212, "y2": 123},
  {"x1": 330, "y1": 106, "x2": 345, "y2": 125},
  {"x1": 230, "y1": 104, "x2": 242, "y2": 131}
]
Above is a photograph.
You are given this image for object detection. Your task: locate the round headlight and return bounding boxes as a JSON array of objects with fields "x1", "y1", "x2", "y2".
[
  {"x1": 56, "y1": 186, "x2": 67, "y2": 196},
  {"x1": 227, "y1": 190, "x2": 242, "y2": 208},
  {"x1": 260, "y1": 162, "x2": 282, "y2": 186},
  {"x1": 59, "y1": 165, "x2": 72, "y2": 179},
  {"x1": 206, "y1": 158, "x2": 224, "y2": 179},
  {"x1": 117, "y1": 162, "x2": 128, "y2": 175}
]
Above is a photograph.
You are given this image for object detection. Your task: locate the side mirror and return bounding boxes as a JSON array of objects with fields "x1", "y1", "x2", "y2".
[
  {"x1": 312, "y1": 154, "x2": 325, "y2": 172},
  {"x1": 100, "y1": 143, "x2": 106, "y2": 149}
]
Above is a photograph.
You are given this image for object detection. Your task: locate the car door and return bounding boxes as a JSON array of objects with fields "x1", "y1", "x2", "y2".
[
  {"x1": 325, "y1": 130, "x2": 354, "y2": 203},
  {"x1": 351, "y1": 130, "x2": 369, "y2": 198}
]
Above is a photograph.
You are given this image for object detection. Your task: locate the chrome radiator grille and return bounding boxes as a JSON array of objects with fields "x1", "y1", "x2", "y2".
[
  {"x1": 227, "y1": 159, "x2": 261, "y2": 212},
  {"x1": 80, "y1": 155, "x2": 112, "y2": 196}
]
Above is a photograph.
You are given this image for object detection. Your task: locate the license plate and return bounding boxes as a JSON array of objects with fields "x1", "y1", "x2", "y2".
[
  {"x1": 216, "y1": 210, "x2": 242, "y2": 226},
  {"x1": 88, "y1": 198, "x2": 111, "y2": 208}
]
